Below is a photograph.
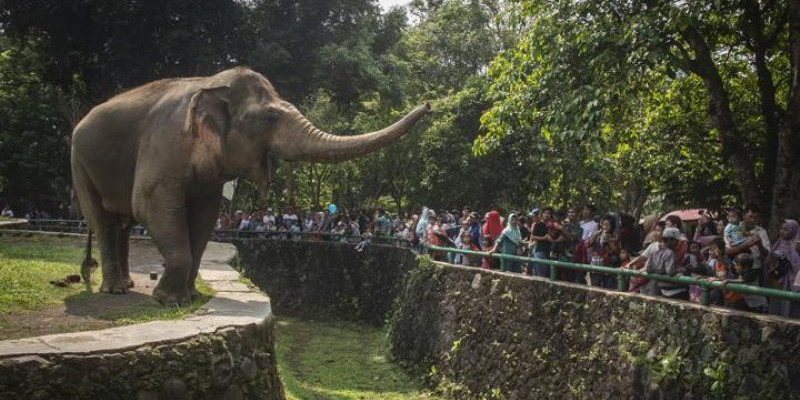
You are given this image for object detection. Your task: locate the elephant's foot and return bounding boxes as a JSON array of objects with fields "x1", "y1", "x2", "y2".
[
  {"x1": 153, "y1": 282, "x2": 191, "y2": 306},
  {"x1": 188, "y1": 286, "x2": 201, "y2": 300},
  {"x1": 100, "y1": 278, "x2": 128, "y2": 294}
]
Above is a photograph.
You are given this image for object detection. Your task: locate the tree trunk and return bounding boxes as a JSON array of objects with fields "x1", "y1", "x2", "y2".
[
  {"x1": 742, "y1": 0, "x2": 783, "y2": 221},
  {"x1": 683, "y1": 25, "x2": 764, "y2": 209},
  {"x1": 771, "y1": 0, "x2": 800, "y2": 232}
]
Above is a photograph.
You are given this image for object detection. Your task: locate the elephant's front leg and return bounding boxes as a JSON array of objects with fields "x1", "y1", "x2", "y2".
[
  {"x1": 119, "y1": 227, "x2": 134, "y2": 288},
  {"x1": 187, "y1": 190, "x2": 222, "y2": 299},
  {"x1": 139, "y1": 190, "x2": 193, "y2": 306}
]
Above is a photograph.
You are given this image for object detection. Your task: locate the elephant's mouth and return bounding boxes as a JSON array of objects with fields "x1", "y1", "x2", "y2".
[{"x1": 249, "y1": 149, "x2": 274, "y2": 193}]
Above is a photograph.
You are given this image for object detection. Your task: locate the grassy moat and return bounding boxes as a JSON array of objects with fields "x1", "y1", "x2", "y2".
[{"x1": 275, "y1": 316, "x2": 441, "y2": 400}]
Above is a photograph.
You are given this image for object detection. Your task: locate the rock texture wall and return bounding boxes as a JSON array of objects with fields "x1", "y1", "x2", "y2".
[
  {"x1": 0, "y1": 323, "x2": 282, "y2": 400},
  {"x1": 389, "y1": 258, "x2": 800, "y2": 399},
  {"x1": 235, "y1": 240, "x2": 417, "y2": 325},
  {"x1": 0, "y1": 242, "x2": 284, "y2": 400}
]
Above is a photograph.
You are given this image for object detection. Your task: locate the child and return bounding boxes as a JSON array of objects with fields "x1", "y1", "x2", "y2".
[
  {"x1": 598, "y1": 237, "x2": 621, "y2": 289},
  {"x1": 685, "y1": 241, "x2": 703, "y2": 269},
  {"x1": 717, "y1": 253, "x2": 767, "y2": 312},
  {"x1": 481, "y1": 236, "x2": 495, "y2": 270},
  {"x1": 621, "y1": 247, "x2": 647, "y2": 293},
  {"x1": 724, "y1": 209, "x2": 747, "y2": 247},
  {"x1": 355, "y1": 231, "x2": 372, "y2": 252},
  {"x1": 703, "y1": 239, "x2": 729, "y2": 305},
  {"x1": 455, "y1": 232, "x2": 480, "y2": 266}
]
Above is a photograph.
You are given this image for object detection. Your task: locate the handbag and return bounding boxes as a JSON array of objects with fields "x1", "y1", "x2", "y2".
[{"x1": 769, "y1": 256, "x2": 791, "y2": 280}]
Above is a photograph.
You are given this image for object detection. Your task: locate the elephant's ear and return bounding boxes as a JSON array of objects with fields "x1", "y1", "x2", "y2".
[
  {"x1": 184, "y1": 86, "x2": 230, "y2": 167},
  {"x1": 184, "y1": 86, "x2": 231, "y2": 141}
]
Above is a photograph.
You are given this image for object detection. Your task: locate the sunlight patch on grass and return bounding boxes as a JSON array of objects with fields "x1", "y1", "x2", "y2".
[
  {"x1": 275, "y1": 317, "x2": 441, "y2": 400},
  {"x1": 0, "y1": 235, "x2": 214, "y2": 324},
  {"x1": 0, "y1": 235, "x2": 88, "y2": 313}
]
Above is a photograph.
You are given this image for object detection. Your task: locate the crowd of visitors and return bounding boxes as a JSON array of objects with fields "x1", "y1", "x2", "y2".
[
  {"x1": 5, "y1": 200, "x2": 796, "y2": 317},
  {"x1": 216, "y1": 203, "x2": 800, "y2": 318}
]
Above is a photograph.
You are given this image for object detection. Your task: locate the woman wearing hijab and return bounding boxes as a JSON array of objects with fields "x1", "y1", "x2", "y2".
[
  {"x1": 641, "y1": 215, "x2": 660, "y2": 249},
  {"x1": 490, "y1": 213, "x2": 523, "y2": 273},
  {"x1": 483, "y1": 206, "x2": 503, "y2": 242},
  {"x1": 415, "y1": 207, "x2": 431, "y2": 248},
  {"x1": 769, "y1": 219, "x2": 800, "y2": 317}
]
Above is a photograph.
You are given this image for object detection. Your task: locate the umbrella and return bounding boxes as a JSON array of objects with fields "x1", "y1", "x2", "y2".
[{"x1": 660, "y1": 209, "x2": 706, "y2": 222}]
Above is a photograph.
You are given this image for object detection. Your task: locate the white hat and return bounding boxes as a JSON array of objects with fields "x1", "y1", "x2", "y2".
[{"x1": 662, "y1": 227, "x2": 681, "y2": 240}]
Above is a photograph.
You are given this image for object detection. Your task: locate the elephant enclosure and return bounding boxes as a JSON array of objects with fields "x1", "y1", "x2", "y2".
[{"x1": 0, "y1": 234, "x2": 210, "y2": 340}]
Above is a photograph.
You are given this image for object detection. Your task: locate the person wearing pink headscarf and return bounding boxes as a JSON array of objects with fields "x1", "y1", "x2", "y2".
[{"x1": 768, "y1": 219, "x2": 800, "y2": 317}]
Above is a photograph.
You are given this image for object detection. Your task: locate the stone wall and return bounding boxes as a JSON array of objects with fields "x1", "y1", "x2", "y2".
[
  {"x1": 388, "y1": 258, "x2": 800, "y2": 399},
  {"x1": 0, "y1": 242, "x2": 284, "y2": 400},
  {"x1": 0, "y1": 322, "x2": 282, "y2": 400},
  {"x1": 235, "y1": 240, "x2": 417, "y2": 325}
]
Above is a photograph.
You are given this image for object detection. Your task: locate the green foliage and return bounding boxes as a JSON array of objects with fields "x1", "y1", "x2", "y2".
[
  {"x1": 3, "y1": 0, "x2": 792, "y2": 221},
  {"x1": 0, "y1": 41, "x2": 72, "y2": 212},
  {"x1": 703, "y1": 359, "x2": 728, "y2": 396},
  {"x1": 480, "y1": 0, "x2": 792, "y2": 216},
  {"x1": 275, "y1": 316, "x2": 441, "y2": 400}
]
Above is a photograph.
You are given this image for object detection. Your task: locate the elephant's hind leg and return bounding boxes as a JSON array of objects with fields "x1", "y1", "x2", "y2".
[
  {"x1": 97, "y1": 218, "x2": 129, "y2": 294},
  {"x1": 72, "y1": 160, "x2": 127, "y2": 294}
]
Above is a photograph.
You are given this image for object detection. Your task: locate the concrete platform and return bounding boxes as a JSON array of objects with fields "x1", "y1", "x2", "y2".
[{"x1": 0, "y1": 241, "x2": 271, "y2": 356}]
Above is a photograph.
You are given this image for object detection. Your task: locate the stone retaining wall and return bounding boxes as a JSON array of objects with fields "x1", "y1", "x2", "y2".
[
  {"x1": 235, "y1": 240, "x2": 417, "y2": 325},
  {"x1": 0, "y1": 242, "x2": 284, "y2": 400},
  {"x1": 184, "y1": 240, "x2": 800, "y2": 399},
  {"x1": 389, "y1": 258, "x2": 800, "y2": 399}
]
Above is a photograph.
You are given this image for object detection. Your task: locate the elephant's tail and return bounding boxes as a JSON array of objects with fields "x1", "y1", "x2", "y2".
[{"x1": 80, "y1": 228, "x2": 98, "y2": 290}]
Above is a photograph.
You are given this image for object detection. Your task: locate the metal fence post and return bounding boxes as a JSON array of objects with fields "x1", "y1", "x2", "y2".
[
  {"x1": 550, "y1": 263, "x2": 558, "y2": 281},
  {"x1": 700, "y1": 285, "x2": 710, "y2": 306},
  {"x1": 617, "y1": 273, "x2": 626, "y2": 292}
]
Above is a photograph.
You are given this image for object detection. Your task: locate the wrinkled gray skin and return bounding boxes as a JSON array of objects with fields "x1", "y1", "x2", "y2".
[{"x1": 71, "y1": 67, "x2": 430, "y2": 305}]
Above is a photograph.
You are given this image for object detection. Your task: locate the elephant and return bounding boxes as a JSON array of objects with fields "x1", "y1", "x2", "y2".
[{"x1": 71, "y1": 67, "x2": 430, "y2": 305}]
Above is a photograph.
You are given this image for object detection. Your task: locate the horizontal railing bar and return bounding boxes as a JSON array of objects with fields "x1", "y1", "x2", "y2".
[
  {"x1": 9, "y1": 220, "x2": 798, "y2": 303},
  {"x1": 424, "y1": 244, "x2": 800, "y2": 303}
]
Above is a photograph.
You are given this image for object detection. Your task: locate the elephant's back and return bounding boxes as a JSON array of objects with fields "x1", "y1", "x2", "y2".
[{"x1": 70, "y1": 78, "x2": 202, "y2": 214}]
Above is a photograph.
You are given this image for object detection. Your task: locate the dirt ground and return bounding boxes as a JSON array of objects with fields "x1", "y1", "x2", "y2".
[{"x1": 0, "y1": 240, "x2": 170, "y2": 340}]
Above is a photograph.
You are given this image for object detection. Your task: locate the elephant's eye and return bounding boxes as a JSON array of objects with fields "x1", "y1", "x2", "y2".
[{"x1": 262, "y1": 108, "x2": 282, "y2": 123}]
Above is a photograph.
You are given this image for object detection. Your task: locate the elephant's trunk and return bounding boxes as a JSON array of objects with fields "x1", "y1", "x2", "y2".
[{"x1": 277, "y1": 103, "x2": 431, "y2": 163}]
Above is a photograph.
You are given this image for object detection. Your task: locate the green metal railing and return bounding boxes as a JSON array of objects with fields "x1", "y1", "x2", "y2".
[
  {"x1": 424, "y1": 244, "x2": 800, "y2": 306},
  {"x1": 212, "y1": 229, "x2": 411, "y2": 246},
  {"x1": 10, "y1": 220, "x2": 799, "y2": 307}
]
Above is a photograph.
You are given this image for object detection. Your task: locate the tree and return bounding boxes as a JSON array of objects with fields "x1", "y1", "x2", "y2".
[
  {"x1": 0, "y1": 40, "x2": 72, "y2": 212},
  {"x1": 480, "y1": 0, "x2": 798, "y2": 225},
  {"x1": 2, "y1": 0, "x2": 245, "y2": 105}
]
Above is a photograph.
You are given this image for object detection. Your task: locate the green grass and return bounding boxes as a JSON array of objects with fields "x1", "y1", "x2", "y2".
[
  {"x1": 275, "y1": 316, "x2": 442, "y2": 400},
  {"x1": 0, "y1": 234, "x2": 88, "y2": 313},
  {"x1": 0, "y1": 234, "x2": 213, "y2": 324}
]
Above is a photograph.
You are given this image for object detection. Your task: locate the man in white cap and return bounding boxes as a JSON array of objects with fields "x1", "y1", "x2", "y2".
[
  {"x1": 629, "y1": 227, "x2": 688, "y2": 299},
  {"x1": 263, "y1": 208, "x2": 276, "y2": 232}
]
